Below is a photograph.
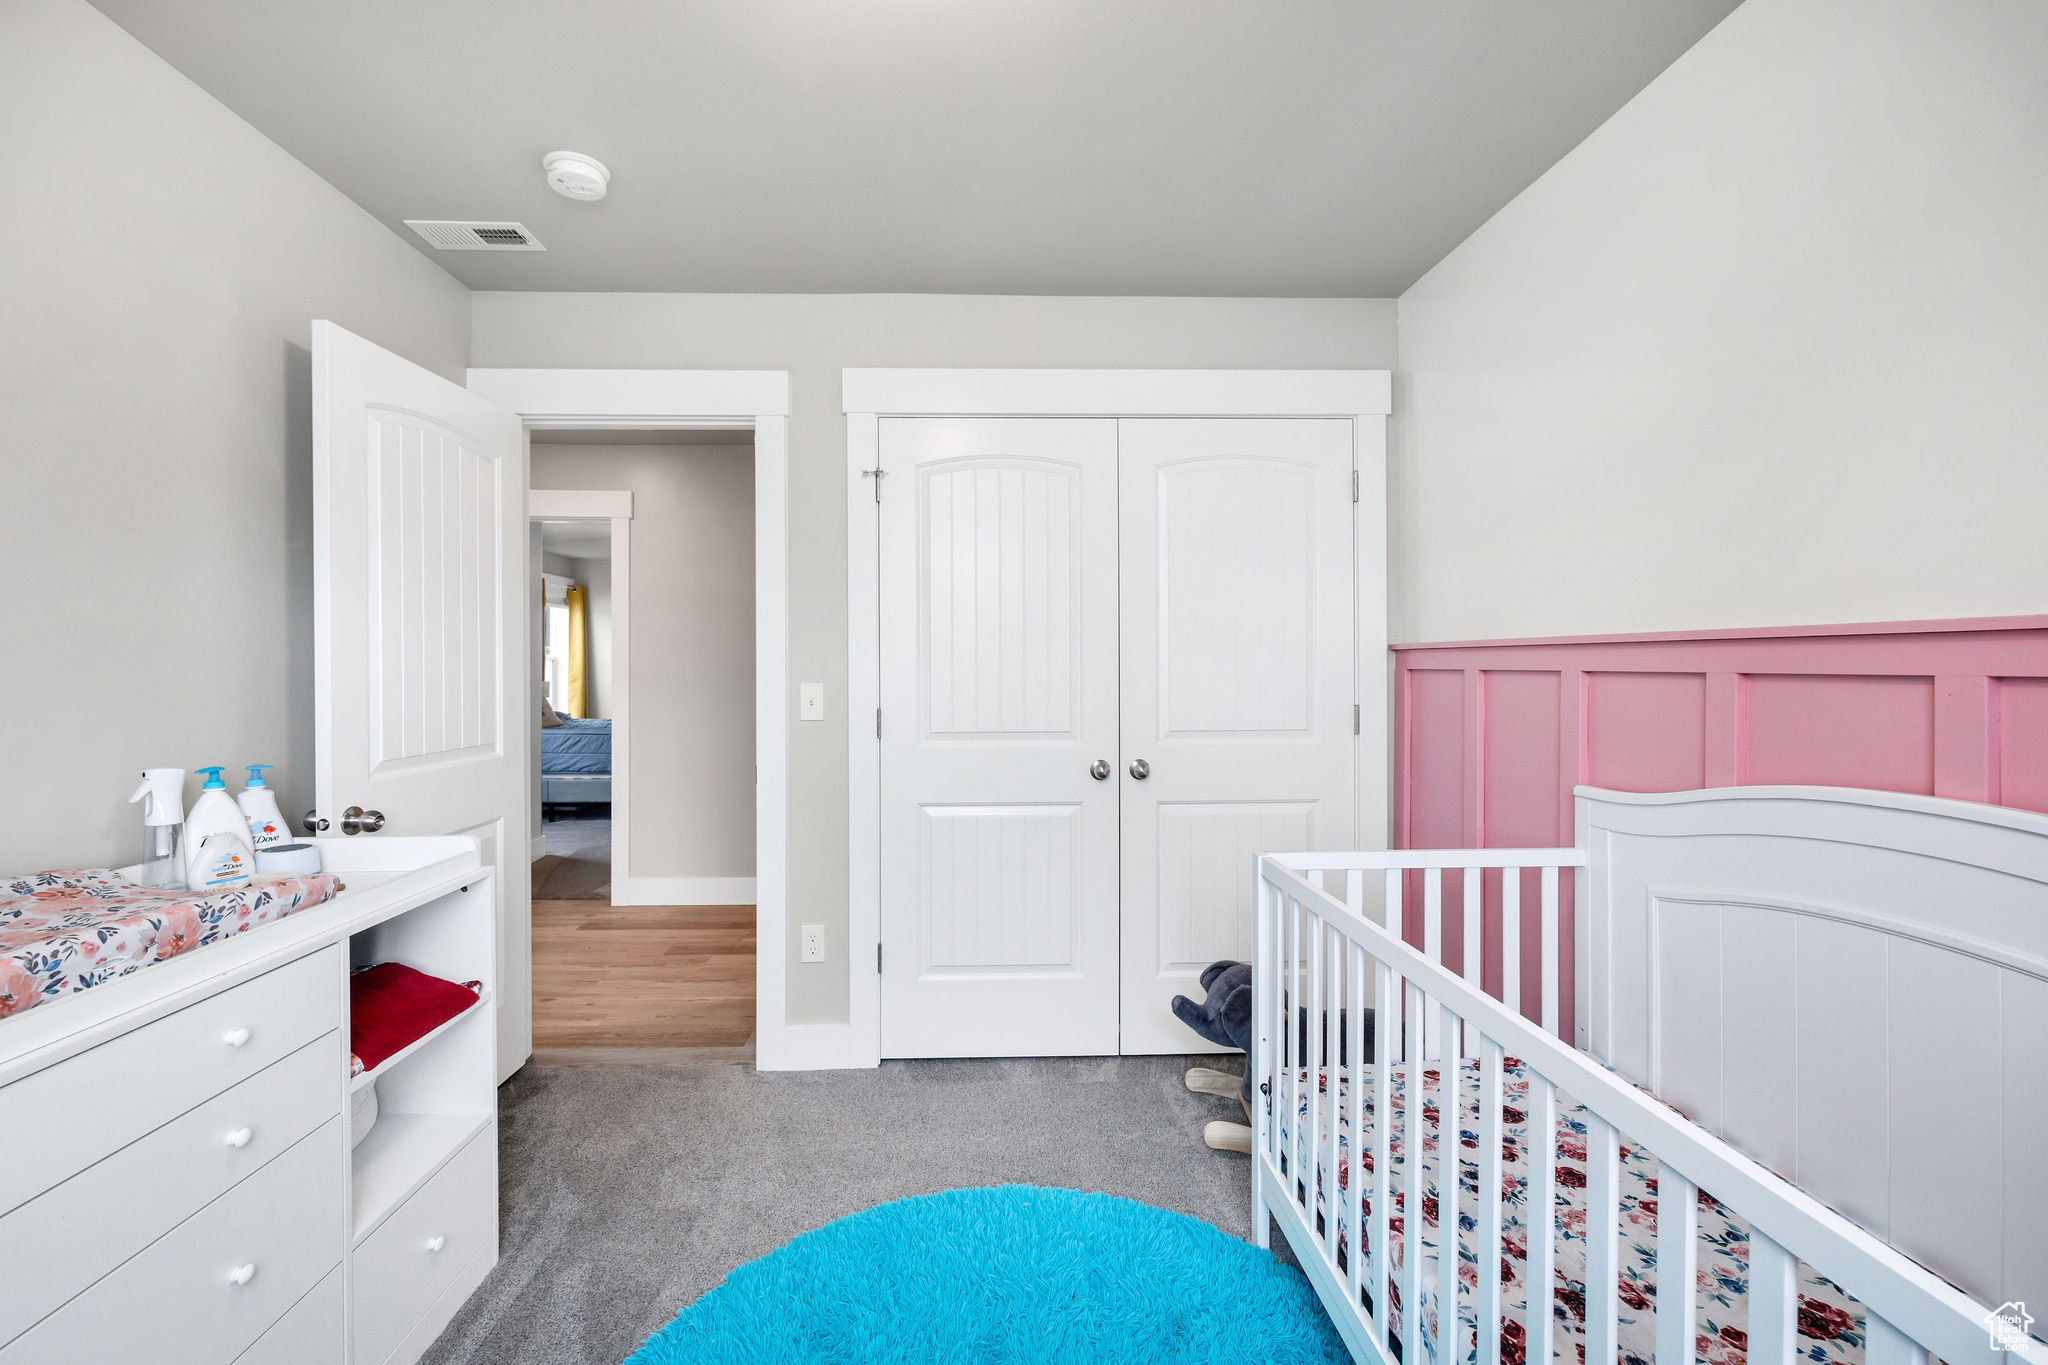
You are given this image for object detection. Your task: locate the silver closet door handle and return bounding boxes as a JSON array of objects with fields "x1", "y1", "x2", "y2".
[
  {"x1": 1129, "y1": 759, "x2": 1150, "y2": 780},
  {"x1": 1089, "y1": 760, "x2": 1111, "y2": 781},
  {"x1": 341, "y1": 806, "x2": 385, "y2": 835}
]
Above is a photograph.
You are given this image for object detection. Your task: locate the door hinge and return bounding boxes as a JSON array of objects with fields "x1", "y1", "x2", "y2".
[
  {"x1": 1354, "y1": 703, "x2": 1361, "y2": 735},
  {"x1": 875, "y1": 707, "x2": 883, "y2": 739},
  {"x1": 877, "y1": 943, "x2": 883, "y2": 974},
  {"x1": 863, "y1": 467, "x2": 887, "y2": 502},
  {"x1": 1351, "y1": 469, "x2": 1360, "y2": 503}
]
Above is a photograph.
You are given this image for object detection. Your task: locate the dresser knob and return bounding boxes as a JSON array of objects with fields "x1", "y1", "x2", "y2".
[
  {"x1": 224, "y1": 1127, "x2": 252, "y2": 1149},
  {"x1": 425, "y1": 1235, "x2": 446, "y2": 1254},
  {"x1": 227, "y1": 1263, "x2": 256, "y2": 1287},
  {"x1": 223, "y1": 1027, "x2": 251, "y2": 1048}
]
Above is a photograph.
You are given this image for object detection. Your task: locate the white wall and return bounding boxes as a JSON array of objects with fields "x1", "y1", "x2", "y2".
[
  {"x1": 0, "y1": 0, "x2": 469, "y2": 872},
  {"x1": 1393, "y1": 0, "x2": 2048, "y2": 644},
  {"x1": 476, "y1": 292, "x2": 1397, "y2": 1022},
  {"x1": 531, "y1": 442, "x2": 757, "y2": 886}
]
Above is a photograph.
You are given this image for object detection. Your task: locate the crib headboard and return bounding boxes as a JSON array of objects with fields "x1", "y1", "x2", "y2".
[{"x1": 1576, "y1": 784, "x2": 2048, "y2": 1319}]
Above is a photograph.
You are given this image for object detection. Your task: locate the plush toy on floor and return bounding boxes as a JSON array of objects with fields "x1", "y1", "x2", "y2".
[
  {"x1": 1172, "y1": 958, "x2": 1376, "y2": 1156},
  {"x1": 1172, "y1": 960, "x2": 1257, "y2": 1154}
]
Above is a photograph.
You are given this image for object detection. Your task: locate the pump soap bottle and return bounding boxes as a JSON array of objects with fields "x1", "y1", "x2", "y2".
[
  {"x1": 185, "y1": 767, "x2": 256, "y2": 890},
  {"x1": 238, "y1": 765, "x2": 289, "y2": 851},
  {"x1": 128, "y1": 768, "x2": 187, "y2": 889}
]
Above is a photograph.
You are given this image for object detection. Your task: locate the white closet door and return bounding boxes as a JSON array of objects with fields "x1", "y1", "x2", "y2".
[
  {"x1": 878, "y1": 418, "x2": 1122, "y2": 1058},
  {"x1": 1117, "y1": 419, "x2": 1356, "y2": 1055}
]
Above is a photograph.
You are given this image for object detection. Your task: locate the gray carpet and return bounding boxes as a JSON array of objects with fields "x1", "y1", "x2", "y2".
[
  {"x1": 532, "y1": 812, "x2": 611, "y2": 900},
  {"x1": 421, "y1": 1054, "x2": 1267, "y2": 1365}
]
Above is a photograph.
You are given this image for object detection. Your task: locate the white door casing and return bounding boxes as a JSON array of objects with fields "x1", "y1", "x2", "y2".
[
  {"x1": 877, "y1": 418, "x2": 1122, "y2": 1057},
  {"x1": 1116, "y1": 419, "x2": 1356, "y2": 1053},
  {"x1": 313, "y1": 321, "x2": 531, "y2": 1080}
]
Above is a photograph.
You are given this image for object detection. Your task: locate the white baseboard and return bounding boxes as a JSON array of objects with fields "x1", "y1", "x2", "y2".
[
  {"x1": 612, "y1": 876, "x2": 757, "y2": 907},
  {"x1": 755, "y1": 1022, "x2": 873, "y2": 1071},
  {"x1": 528, "y1": 834, "x2": 548, "y2": 862}
]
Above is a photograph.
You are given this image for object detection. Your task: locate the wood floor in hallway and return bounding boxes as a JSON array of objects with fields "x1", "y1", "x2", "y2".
[{"x1": 531, "y1": 901, "x2": 755, "y2": 1049}]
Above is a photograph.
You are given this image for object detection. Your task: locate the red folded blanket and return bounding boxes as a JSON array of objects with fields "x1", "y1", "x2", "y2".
[{"x1": 349, "y1": 962, "x2": 483, "y2": 1075}]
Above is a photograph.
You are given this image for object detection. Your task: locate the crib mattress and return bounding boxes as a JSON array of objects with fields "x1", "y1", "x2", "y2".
[
  {"x1": 1273, "y1": 1056, "x2": 1865, "y2": 1365},
  {"x1": 0, "y1": 869, "x2": 342, "y2": 1019}
]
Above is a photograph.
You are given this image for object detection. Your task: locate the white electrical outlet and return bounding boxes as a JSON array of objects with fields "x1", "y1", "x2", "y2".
[{"x1": 800, "y1": 923, "x2": 826, "y2": 962}]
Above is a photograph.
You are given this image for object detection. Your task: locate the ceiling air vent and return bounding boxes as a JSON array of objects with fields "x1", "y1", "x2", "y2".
[{"x1": 404, "y1": 220, "x2": 546, "y2": 252}]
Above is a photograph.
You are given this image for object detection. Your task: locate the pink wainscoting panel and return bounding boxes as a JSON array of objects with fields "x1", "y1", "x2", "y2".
[
  {"x1": 1744, "y1": 674, "x2": 1935, "y2": 794},
  {"x1": 2002, "y1": 678, "x2": 2048, "y2": 814},
  {"x1": 1585, "y1": 672, "x2": 1706, "y2": 792},
  {"x1": 1392, "y1": 616, "x2": 2048, "y2": 1041}
]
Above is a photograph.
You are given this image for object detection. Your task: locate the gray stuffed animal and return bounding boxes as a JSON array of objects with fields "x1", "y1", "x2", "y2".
[
  {"x1": 1173, "y1": 959, "x2": 1377, "y2": 1116},
  {"x1": 1172, "y1": 961, "x2": 1255, "y2": 1106}
]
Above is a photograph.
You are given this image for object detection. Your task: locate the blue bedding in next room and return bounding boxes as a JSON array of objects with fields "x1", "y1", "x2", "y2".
[{"x1": 542, "y1": 716, "x2": 612, "y2": 774}]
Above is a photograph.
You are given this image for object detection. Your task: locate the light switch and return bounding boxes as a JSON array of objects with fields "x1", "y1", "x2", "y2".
[
  {"x1": 800, "y1": 924, "x2": 826, "y2": 962},
  {"x1": 799, "y1": 682, "x2": 825, "y2": 721}
]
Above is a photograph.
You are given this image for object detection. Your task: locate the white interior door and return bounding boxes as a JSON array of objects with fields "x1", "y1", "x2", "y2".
[
  {"x1": 312, "y1": 321, "x2": 531, "y2": 1081},
  {"x1": 1117, "y1": 419, "x2": 1355, "y2": 1054},
  {"x1": 878, "y1": 418, "x2": 1121, "y2": 1057}
]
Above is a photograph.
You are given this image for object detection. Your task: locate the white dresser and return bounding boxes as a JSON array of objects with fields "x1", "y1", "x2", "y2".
[{"x1": 0, "y1": 838, "x2": 500, "y2": 1365}]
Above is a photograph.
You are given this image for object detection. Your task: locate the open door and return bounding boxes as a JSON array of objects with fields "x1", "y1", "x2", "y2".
[{"x1": 311, "y1": 321, "x2": 531, "y2": 1081}]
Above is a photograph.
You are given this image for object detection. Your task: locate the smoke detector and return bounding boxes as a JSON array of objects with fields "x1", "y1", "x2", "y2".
[
  {"x1": 543, "y1": 151, "x2": 610, "y2": 201},
  {"x1": 404, "y1": 220, "x2": 545, "y2": 251}
]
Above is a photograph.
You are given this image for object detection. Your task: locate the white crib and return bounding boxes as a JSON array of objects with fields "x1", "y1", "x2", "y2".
[{"x1": 1250, "y1": 785, "x2": 2048, "y2": 1365}]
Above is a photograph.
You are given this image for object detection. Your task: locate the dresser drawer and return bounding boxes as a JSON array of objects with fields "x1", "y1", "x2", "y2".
[
  {"x1": 234, "y1": 1265, "x2": 344, "y2": 1365},
  {"x1": 0, "y1": 1032, "x2": 342, "y2": 1344},
  {"x1": 0, "y1": 1119, "x2": 344, "y2": 1365},
  {"x1": 351, "y1": 1125, "x2": 496, "y2": 1365},
  {"x1": 0, "y1": 943, "x2": 343, "y2": 1215}
]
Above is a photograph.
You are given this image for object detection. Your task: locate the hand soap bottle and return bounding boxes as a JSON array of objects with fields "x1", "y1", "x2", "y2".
[
  {"x1": 238, "y1": 765, "x2": 289, "y2": 851},
  {"x1": 128, "y1": 767, "x2": 187, "y2": 889},
  {"x1": 185, "y1": 766, "x2": 256, "y2": 890}
]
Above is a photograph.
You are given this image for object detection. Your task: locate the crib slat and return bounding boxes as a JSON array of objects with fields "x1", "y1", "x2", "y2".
[
  {"x1": 1524, "y1": 1073, "x2": 1558, "y2": 1365},
  {"x1": 1307, "y1": 908, "x2": 1325, "y2": 1252},
  {"x1": 1285, "y1": 897, "x2": 1300, "y2": 1201},
  {"x1": 1436, "y1": 1001, "x2": 1460, "y2": 1365},
  {"x1": 1863, "y1": 1312, "x2": 1928, "y2": 1365},
  {"x1": 1585, "y1": 1115, "x2": 1621, "y2": 1365},
  {"x1": 1424, "y1": 868, "x2": 1444, "y2": 1058},
  {"x1": 1502, "y1": 868, "x2": 1522, "y2": 1018},
  {"x1": 1747, "y1": 1230, "x2": 1798, "y2": 1365},
  {"x1": 1253, "y1": 874, "x2": 1275, "y2": 1245},
  {"x1": 1371, "y1": 953, "x2": 1395, "y2": 1346},
  {"x1": 1462, "y1": 868, "x2": 1483, "y2": 1057},
  {"x1": 1540, "y1": 865, "x2": 1561, "y2": 1038},
  {"x1": 1476, "y1": 1038, "x2": 1505, "y2": 1365},
  {"x1": 1346, "y1": 937, "x2": 1366, "y2": 1305},
  {"x1": 1323, "y1": 927, "x2": 1342, "y2": 1273},
  {"x1": 1653, "y1": 1163, "x2": 1698, "y2": 1365},
  {"x1": 1401, "y1": 981, "x2": 1427, "y2": 1365}
]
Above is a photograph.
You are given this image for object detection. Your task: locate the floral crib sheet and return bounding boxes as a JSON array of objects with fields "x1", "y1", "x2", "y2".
[
  {"x1": 1272, "y1": 1057, "x2": 1865, "y2": 1365},
  {"x1": 0, "y1": 869, "x2": 342, "y2": 1018}
]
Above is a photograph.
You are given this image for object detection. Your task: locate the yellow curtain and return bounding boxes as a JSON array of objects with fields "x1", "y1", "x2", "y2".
[{"x1": 565, "y1": 584, "x2": 589, "y2": 718}]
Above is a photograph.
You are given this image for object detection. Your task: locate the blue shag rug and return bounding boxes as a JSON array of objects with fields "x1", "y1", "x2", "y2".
[{"x1": 625, "y1": 1184, "x2": 1348, "y2": 1364}]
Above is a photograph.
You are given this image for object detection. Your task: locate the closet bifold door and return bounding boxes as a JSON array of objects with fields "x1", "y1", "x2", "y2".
[
  {"x1": 1117, "y1": 418, "x2": 1357, "y2": 1055},
  {"x1": 876, "y1": 417, "x2": 1123, "y2": 1059}
]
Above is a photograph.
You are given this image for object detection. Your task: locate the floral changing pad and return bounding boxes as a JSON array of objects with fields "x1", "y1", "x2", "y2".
[
  {"x1": 1274, "y1": 1056, "x2": 1868, "y2": 1365},
  {"x1": 0, "y1": 869, "x2": 342, "y2": 1019}
]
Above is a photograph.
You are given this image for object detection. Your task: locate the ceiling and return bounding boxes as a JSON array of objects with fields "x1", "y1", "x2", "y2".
[
  {"x1": 538, "y1": 522, "x2": 611, "y2": 561},
  {"x1": 90, "y1": 0, "x2": 1738, "y2": 297}
]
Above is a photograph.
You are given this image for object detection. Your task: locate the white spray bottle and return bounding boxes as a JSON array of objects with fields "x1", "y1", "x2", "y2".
[
  {"x1": 184, "y1": 766, "x2": 256, "y2": 891},
  {"x1": 238, "y1": 765, "x2": 289, "y2": 851},
  {"x1": 128, "y1": 768, "x2": 187, "y2": 889}
]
